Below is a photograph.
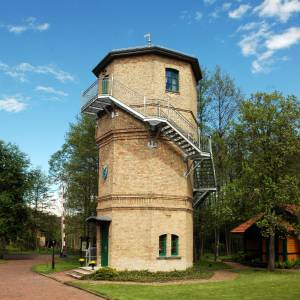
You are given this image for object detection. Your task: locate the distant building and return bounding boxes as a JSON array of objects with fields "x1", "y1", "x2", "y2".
[{"x1": 82, "y1": 45, "x2": 216, "y2": 271}]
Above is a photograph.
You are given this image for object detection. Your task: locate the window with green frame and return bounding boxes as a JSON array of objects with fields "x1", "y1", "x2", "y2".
[
  {"x1": 171, "y1": 234, "x2": 179, "y2": 256},
  {"x1": 159, "y1": 234, "x2": 167, "y2": 257},
  {"x1": 165, "y1": 68, "x2": 179, "y2": 92}
]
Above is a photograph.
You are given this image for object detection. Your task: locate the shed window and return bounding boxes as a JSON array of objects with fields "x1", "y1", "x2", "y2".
[
  {"x1": 171, "y1": 234, "x2": 179, "y2": 256},
  {"x1": 159, "y1": 234, "x2": 167, "y2": 257},
  {"x1": 166, "y1": 68, "x2": 179, "y2": 92}
]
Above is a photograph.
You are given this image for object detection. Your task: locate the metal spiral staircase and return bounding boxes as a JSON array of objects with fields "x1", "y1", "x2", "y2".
[{"x1": 81, "y1": 77, "x2": 217, "y2": 208}]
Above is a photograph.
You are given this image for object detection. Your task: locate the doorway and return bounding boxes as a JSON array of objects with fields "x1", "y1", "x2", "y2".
[{"x1": 100, "y1": 223, "x2": 109, "y2": 266}]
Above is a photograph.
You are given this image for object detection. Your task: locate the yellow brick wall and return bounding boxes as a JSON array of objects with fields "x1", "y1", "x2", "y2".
[
  {"x1": 98, "y1": 54, "x2": 198, "y2": 127},
  {"x1": 96, "y1": 108, "x2": 194, "y2": 271}
]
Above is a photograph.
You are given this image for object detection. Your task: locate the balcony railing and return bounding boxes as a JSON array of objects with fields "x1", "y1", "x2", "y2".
[{"x1": 81, "y1": 77, "x2": 211, "y2": 153}]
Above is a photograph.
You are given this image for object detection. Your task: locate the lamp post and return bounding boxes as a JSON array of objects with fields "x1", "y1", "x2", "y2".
[{"x1": 51, "y1": 240, "x2": 56, "y2": 270}]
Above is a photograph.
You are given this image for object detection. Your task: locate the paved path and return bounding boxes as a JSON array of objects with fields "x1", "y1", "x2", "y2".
[{"x1": 0, "y1": 255, "x2": 104, "y2": 300}]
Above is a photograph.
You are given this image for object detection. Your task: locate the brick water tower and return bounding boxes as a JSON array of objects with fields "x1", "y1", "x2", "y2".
[{"x1": 82, "y1": 45, "x2": 216, "y2": 271}]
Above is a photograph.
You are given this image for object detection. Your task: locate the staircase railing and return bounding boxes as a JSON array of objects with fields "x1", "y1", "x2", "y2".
[{"x1": 81, "y1": 77, "x2": 211, "y2": 153}]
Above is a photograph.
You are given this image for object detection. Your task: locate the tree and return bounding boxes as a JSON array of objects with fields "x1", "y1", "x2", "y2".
[
  {"x1": 49, "y1": 115, "x2": 98, "y2": 241},
  {"x1": 197, "y1": 68, "x2": 212, "y2": 134},
  {"x1": 196, "y1": 66, "x2": 242, "y2": 260},
  {"x1": 230, "y1": 92, "x2": 300, "y2": 271},
  {"x1": 0, "y1": 141, "x2": 31, "y2": 254},
  {"x1": 26, "y1": 168, "x2": 52, "y2": 212},
  {"x1": 24, "y1": 168, "x2": 53, "y2": 248}
]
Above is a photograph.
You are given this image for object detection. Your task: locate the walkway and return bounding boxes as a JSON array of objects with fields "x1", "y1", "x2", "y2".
[{"x1": 0, "y1": 255, "x2": 104, "y2": 300}]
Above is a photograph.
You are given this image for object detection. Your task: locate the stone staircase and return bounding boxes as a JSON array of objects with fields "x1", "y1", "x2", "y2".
[{"x1": 65, "y1": 267, "x2": 97, "y2": 279}]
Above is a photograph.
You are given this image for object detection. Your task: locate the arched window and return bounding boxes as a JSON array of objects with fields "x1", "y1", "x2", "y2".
[
  {"x1": 171, "y1": 234, "x2": 179, "y2": 256},
  {"x1": 166, "y1": 68, "x2": 179, "y2": 92},
  {"x1": 159, "y1": 234, "x2": 167, "y2": 257}
]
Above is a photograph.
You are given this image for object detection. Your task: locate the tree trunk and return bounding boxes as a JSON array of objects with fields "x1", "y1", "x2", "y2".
[
  {"x1": 214, "y1": 228, "x2": 220, "y2": 262},
  {"x1": 0, "y1": 237, "x2": 6, "y2": 259},
  {"x1": 224, "y1": 225, "x2": 230, "y2": 256},
  {"x1": 200, "y1": 226, "x2": 205, "y2": 258},
  {"x1": 268, "y1": 231, "x2": 275, "y2": 271}
]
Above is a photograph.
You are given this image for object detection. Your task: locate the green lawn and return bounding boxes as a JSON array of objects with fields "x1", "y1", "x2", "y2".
[
  {"x1": 72, "y1": 270, "x2": 300, "y2": 300},
  {"x1": 32, "y1": 257, "x2": 79, "y2": 274}
]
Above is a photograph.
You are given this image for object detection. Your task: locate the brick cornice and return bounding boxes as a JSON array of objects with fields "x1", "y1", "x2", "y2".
[
  {"x1": 98, "y1": 206, "x2": 193, "y2": 213},
  {"x1": 98, "y1": 193, "x2": 192, "y2": 202},
  {"x1": 97, "y1": 194, "x2": 193, "y2": 212},
  {"x1": 96, "y1": 128, "x2": 148, "y2": 146}
]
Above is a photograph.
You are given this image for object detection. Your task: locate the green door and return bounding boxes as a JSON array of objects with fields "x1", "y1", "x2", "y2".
[
  {"x1": 100, "y1": 223, "x2": 109, "y2": 266},
  {"x1": 102, "y1": 77, "x2": 109, "y2": 94}
]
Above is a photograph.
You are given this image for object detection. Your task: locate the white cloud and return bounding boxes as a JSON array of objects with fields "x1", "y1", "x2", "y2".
[
  {"x1": 252, "y1": 27, "x2": 300, "y2": 73},
  {"x1": 180, "y1": 10, "x2": 192, "y2": 24},
  {"x1": 237, "y1": 21, "x2": 300, "y2": 73},
  {"x1": 0, "y1": 61, "x2": 75, "y2": 83},
  {"x1": 210, "y1": 10, "x2": 220, "y2": 19},
  {"x1": 254, "y1": 0, "x2": 300, "y2": 22},
  {"x1": 265, "y1": 26, "x2": 300, "y2": 50},
  {"x1": 195, "y1": 11, "x2": 203, "y2": 22},
  {"x1": 203, "y1": 0, "x2": 216, "y2": 5},
  {"x1": 180, "y1": 10, "x2": 203, "y2": 24},
  {"x1": 8, "y1": 26, "x2": 27, "y2": 34},
  {"x1": 238, "y1": 22, "x2": 271, "y2": 56},
  {"x1": 222, "y1": 3, "x2": 232, "y2": 11},
  {"x1": 237, "y1": 22, "x2": 261, "y2": 32},
  {"x1": 35, "y1": 85, "x2": 68, "y2": 97},
  {"x1": 3, "y1": 17, "x2": 49, "y2": 34},
  {"x1": 229, "y1": 4, "x2": 251, "y2": 19},
  {"x1": 0, "y1": 96, "x2": 27, "y2": 112}
]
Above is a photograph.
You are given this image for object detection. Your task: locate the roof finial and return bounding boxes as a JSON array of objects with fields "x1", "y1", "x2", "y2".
[{"x1": 144, "y1": 33, "x2": 152, "y2": 47}]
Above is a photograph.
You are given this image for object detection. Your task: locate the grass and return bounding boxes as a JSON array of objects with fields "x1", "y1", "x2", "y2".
[
  {"x1": 86, "y1": 259, "x2": 229, "y2": 282},
  {"x1": 32, "y1": 256, "x2": 79, "y2": 274},
  {"x1": 72, "y1": 269, "x2": 300, "y2": 300}
]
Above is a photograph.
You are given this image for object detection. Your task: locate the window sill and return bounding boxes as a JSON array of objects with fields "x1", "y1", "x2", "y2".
[
  {"x1": 166, "y1": 90, "x2": 180, "y2": 95},
  {"x1": 157, "y1": 256, "x2": 181, "y2": 260}
]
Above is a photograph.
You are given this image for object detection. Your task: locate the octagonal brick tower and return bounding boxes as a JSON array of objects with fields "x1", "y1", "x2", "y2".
[{"x1": 81, "y1": 46, "x2": 216, "y2": 271}]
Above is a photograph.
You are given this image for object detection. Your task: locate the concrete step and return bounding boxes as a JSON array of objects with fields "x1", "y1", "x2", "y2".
[
  {"x1": 65, "y1": 266, "x2": 98, "y2": 279},
  {"x1": 65, "y1": 271, "x2": 83, "y2": 279},
  {"x1": 74, "y1": 268, "x2": 94, "y2": 275}
]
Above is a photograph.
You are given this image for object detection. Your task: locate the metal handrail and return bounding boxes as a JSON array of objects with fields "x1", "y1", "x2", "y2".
[{"x1": 81, "y1": 77, "x2": 211, "y2": 153}]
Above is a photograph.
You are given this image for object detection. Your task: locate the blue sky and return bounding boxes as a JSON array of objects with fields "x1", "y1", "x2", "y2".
[{"x1": 1, "y1": 0, "x2": 300, "y2": 173}]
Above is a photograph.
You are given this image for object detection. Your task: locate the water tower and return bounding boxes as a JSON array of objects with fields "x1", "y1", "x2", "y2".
[{"x1": 82, "y1": 45, "x2": 216, "y2": 271}]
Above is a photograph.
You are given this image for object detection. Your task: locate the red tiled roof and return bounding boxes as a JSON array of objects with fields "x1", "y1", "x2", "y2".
[
  {"x1": 231, "y1": 205, "x2": 299, "y2": 234},
  {"x1": 231, "y1": 214, "x2": 263, "y2": 233}
]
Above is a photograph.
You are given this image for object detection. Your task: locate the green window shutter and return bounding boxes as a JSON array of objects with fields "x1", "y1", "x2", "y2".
[
  {"x1": 171, "y1": 235, "x2": 179, "y2": 256},
  {"x1": 159, "y1": 234, "x2": 167, "y2": 257}
]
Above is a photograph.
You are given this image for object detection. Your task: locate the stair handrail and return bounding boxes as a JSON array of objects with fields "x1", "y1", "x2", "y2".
[{"x1": 81, "y1": 77, "x2": 213, "y2": 152}]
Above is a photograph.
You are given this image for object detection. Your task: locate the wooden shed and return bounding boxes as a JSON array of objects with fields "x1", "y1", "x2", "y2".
[{"x1": 231, "y1": 205, "x2": 300, "y2": 263}]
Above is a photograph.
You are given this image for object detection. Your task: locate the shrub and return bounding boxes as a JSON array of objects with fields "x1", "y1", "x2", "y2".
[
  {"x1": 92, "y1": 267, "x2": 119, "y2": 280},
  {"x1": 293, "y1": 259, "x2": 300, "y2": 269},
  {"x1": 284, "y1": 260, "x2": 294, "y2": 269},
  {"x1": 232, "y1": 251, "x2": 246, "y2": 263}
]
